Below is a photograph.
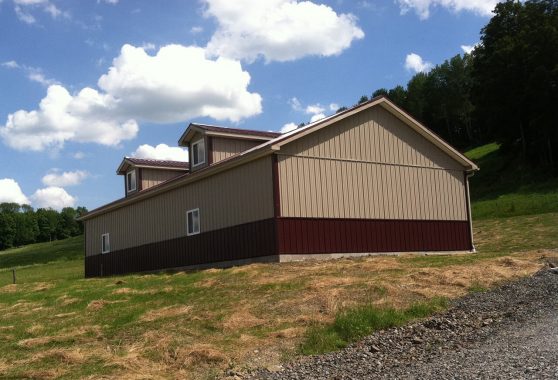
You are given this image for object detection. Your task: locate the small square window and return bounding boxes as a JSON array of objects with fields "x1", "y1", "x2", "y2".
[
  {"x1": 126, "y1": 170, "x2": 137, "y2": 192},
  {"x1": 101, "y1": 233, "x2": 110, "y2": 254},
  {"x1": 192, "y1": 139, "x2": 205, "y2": 167},
  {"x1": 187, "y1": 208, "x2": 200, "y2": 236}
]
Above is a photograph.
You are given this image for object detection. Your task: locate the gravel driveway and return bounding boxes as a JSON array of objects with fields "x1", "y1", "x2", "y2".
[{"x1": 250, "y1": 269, "x2": 558, "y2": 379}]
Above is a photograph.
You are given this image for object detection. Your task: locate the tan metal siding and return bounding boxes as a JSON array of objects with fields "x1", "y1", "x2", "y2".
[
  {"x1": 85, "y1": 156, "x2": 274, "y2": 256},
  {"x1": 281, "y1": 107, "x2": 464, "y2": 170},
  {"x1": 140, "y1": 168, "x2": 184, "y2": 190},
  {"x1": 211, "y1": 137, "x2": 261, "y2": 164},
  {"x1": 278, "y1": 106, "x2": 468, "y2": 221}
]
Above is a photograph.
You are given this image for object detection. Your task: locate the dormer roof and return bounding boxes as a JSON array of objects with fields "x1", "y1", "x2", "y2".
[
  {"x1": 178, "y1": 123, "x2": 281, "y2": 146},
  {"x1": 117, "y1": 157, "x2": 190, "y2": 175}
]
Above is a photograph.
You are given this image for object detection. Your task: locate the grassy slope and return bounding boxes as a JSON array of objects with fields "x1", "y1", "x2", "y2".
[
  {"x1": 467, "y1": 143, "x2": 558, "y2": 219},
  {"x1": 1, "y1": 143, "x2": 558, "y2": 378}
]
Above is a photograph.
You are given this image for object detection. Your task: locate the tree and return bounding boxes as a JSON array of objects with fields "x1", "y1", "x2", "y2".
[
  {"x1": 36, "y1": 208, "x2": 59, "y2": 242},
  {"x1": 472, "y1": 0, "x2": 558, "y2": 168},
  {"x1": 0, "y1": 213, "x2": 16, "y2": 250}
]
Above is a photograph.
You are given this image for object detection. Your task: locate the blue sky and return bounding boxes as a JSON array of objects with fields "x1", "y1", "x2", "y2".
[{"x1": 0, "y1": 0, "x2": 496, "y2": 211}]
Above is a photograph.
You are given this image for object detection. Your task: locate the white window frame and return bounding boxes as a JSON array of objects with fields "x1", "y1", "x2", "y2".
[
  {"x1": 186, "y1": 208, "x2": 200, "y2": 236},
  {"x1": 101, "y1": 233, "x2": 110, "y2": 254},
  {"x1": 191, "y1": 139, "x2": 205, "y2": 167},
  {"x1": 126, "y1": 169, "x2": 137, "y2": 192}
]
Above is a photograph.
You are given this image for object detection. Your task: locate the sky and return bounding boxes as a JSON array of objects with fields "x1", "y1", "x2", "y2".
[{"x1": 0, "y1": 0, "x2": 498, "y2": 211}]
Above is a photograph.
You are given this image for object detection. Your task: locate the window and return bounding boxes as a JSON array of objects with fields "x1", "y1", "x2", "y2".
[
  {"x1": 126, "y1": 169, "x2": 136, "y2": 192},
  {"x1": 101, "y1": 233, "x2": 110, "y2": 254},
  {"x1": 191, "y1": 139, "x2": 205, "y2": 167},
  {"x1": 187, "y1": 208, "x2": 200, "y2": 236}
]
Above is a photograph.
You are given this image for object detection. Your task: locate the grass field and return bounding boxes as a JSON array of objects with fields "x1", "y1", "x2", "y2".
[{"x1": 1, "y1": 143, "x2": 557, "y2": 379}]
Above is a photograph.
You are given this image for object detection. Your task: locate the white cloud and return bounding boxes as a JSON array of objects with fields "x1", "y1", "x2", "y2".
[
  {"x1": 0, "y1": 84, "x2": 139, "y2": 151},
  {"x1": 73, "y1": 151, "x2": 85, "y2": 159},
  {"x1": 397, "y1": 0, "x2": 499, "y2": 20},
  {"x1": 461, "y1": 43, "x2": 478, "y2": 54},
  {"x1": 27, "y1": 69, "x2": 57, "y2": 86},
  {"x1": 98, "y1": 0, "x2": 119, "y2": 4},
  {"x1": 2, "y1": 60, "x2": 20, "y2": 69},
  {"x1": 42, "y1": 169, "x2": 89, "y2": 187},
  {"x1": 131, "y1": 143, "x2": 189, "y2": 162},
  {"x1": 0, "y1": 178, "x2": 30, "y2": 205},
  {"x1": 329, "y1": 103, "x2": 339, "y2": 111},
  {"x1": 97, "y1": 44, "x2": 262, "y2": 123},
  {"x1": 13, "y1": 0, "x2": 64, "y2": 24},
  {"x1": 281, "y1": 122, "x2": 298, "y2": 133},
  {"x1": 31, "y1": 187, "x2": 76, "y2": 210},
  {"x1": 1, "y1": 44, "x2": 262, "y2": 152},
  {"x1": 191, "y1": 26, "x2": 203, "y2": 34},
  {"x1": 305, "y1": 104, "x2": 325, "y2": 115},
  {"x1": 404, "y1": 53, "x2": 433, "y2": 73},
  {"x1": 1, "y1": 60, "x2": 58, "y2": 87},
  {"x1": 204, "y1": 0, "x2": 365, "y2": 62},
  {"x1": 310, "y1": 113, "x2": 326, "y2": 122},
  {"x1": 289, "y1": 97, "x2": 303, "y2": 112}
]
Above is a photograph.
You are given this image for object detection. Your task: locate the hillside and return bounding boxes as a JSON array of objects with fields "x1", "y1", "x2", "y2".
[
  {"x1": 466, "y1": 143, "x2": 558, "y2": 219},
  {"x1": 1, "y1": 143, "x2": 558, "y2": 379}
]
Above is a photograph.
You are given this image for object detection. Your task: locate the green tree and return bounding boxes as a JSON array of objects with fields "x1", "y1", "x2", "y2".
[
  {"x1": 36, "y1": 208, "x2": 59, "y2": 242},
  {"x1": 0, "y1": 213, "x2": 16, "y2": 250},
  {"x1": 472, "y1": 0, "x2": 558, "y2": 168}
]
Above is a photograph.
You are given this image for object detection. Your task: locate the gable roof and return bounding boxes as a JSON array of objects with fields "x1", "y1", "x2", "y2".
[
  {"x1": 178, "y1": 123, "x2": 281, "y2": 146},
  {"x1": 261, "y1": 95, "x2": 478, "y2": 171},
  {"x1": 81, "y1": 95, "x2": 477, "y2": 221},
  {"x1": 116, "y1": 157, "x2": 190, "y2": 175}
]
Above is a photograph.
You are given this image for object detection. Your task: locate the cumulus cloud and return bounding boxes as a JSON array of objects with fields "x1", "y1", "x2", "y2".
[
  {"x1": 97, "y1": 44, "x2": 261, "y2": 123},
  {"x1": 329, "y1": 103, "x2": 339, "y2": 111},
  {"x1": 0, "y1": 85, "x2": 139, "y2": 151},
  {"x1": 0, "y1": 178, "x2": 30, "y2": 205},
  {"x1": 31, "y1": 187, "x2": 76, "y2": 210},
  {"x1": 42, "y1": 169, "x2": 89, "y2": 187},
  {"x1": 397, "y1": 0, "x2": 499, "y2": 20},
  {"x1": 405, "y1": 53, "x2": 433, "y2": 73},
  {"x1": 131, "y1": 143, "x2": 189, "y2": 161},
  {"x1": 281, "y1": 122, "x2": 298, "y2": 133},
  {"x1": 0, "y1": 44, "x2": 262, "y2": 151},
  {"x1": 204, "y1": 0, "x2": 364, "y2": 62}
]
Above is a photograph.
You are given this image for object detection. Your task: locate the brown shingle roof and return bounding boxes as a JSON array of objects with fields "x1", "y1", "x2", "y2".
[
  {"x1": 190, "y1": 123, "x2": 281, "y2": 139},
  {"x1": 126, "y1": 158, "x2": 190, "y2": 169}
]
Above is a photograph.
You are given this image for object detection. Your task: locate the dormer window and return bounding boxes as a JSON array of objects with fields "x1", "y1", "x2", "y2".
[
  {"x1": 126, "y1": 169, "x2": 137, "y2": 192},
  {"x1": 192, "y1": 139, "x2": 205, "y2": 167}
]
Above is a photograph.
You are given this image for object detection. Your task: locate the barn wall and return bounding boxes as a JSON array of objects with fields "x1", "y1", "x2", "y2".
[
  {"x1": 85, "y1": 156, "x2": 274, "y2": 256},
  {"x1": 140, "y1": 168, "x2": 185, "y2": 190},
  {"x1": 278, "y1": 106, "x2": 468, "y2": 221},
  {"x1": 211, "y1": 137, "x2": 261, "y2": 164}
]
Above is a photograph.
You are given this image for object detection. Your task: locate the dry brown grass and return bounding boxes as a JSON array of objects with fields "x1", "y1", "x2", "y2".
[
  {"x1": 140, "y1": 305, "x2": 192, "y2": 322},
  {"x1": 17, "y1": 326, "x2": 101, "y2": 348}
]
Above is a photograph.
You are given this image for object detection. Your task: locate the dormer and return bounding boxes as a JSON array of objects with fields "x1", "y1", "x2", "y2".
[
  {"x1": 178, "y1": 123, "x2": 281, "y2": 172},
  {"x1": 117, "y1": 157, "x2": 189, "y2": 197}
]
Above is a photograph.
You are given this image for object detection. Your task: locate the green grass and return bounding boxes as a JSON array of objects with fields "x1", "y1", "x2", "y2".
[
  {"x1": 465, "y1": 142, "x2": 501, "y2": 161},
  {"x1": 466, "y1": 143, "x2": 558, "y2": 219},
  {"x1": 300, "y1": 297, "x2": 448, "y2": 355}
]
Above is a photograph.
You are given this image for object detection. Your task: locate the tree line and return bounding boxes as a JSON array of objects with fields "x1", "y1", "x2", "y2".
[
  {"x1": 0, "y1": 203, "x2": 88, "y2": 251},
  {"x1": 335, "y1": 0, "x2": 558, "y2": 172}
]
